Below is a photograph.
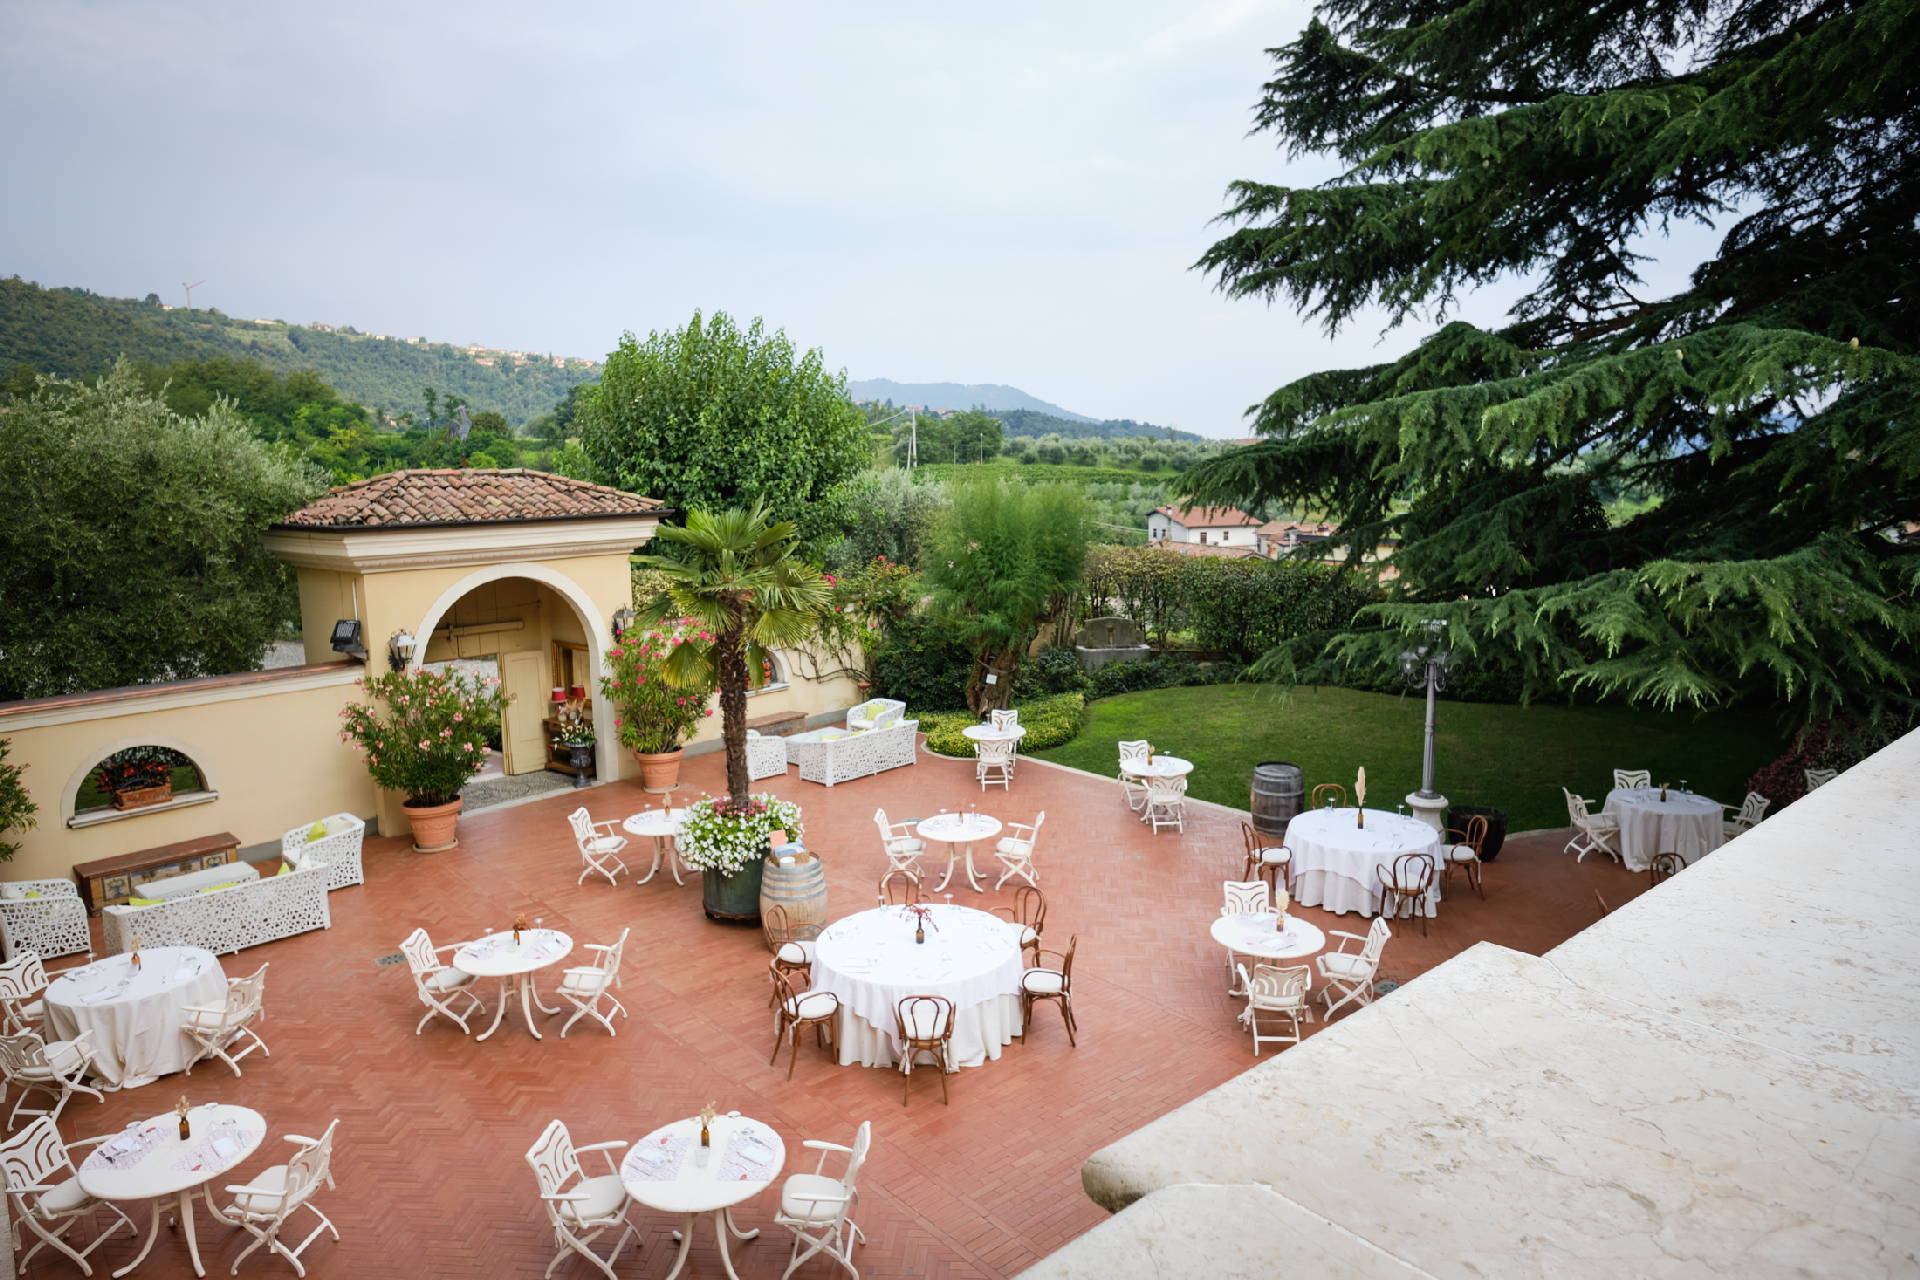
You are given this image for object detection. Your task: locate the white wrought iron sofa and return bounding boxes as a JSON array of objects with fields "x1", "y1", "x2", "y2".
[
  {"x1": 788, "y1": 719, "x2": 920, "y2": 787},
  {"x1": 0, "y1": 882, "x2": 92, "y2": 961},
  {"x1": 102, "y1": 863, "x2": 331, "y2": 956},
  {"x1": 279, "y1": 813, "x2": 367, "y2": 890}
]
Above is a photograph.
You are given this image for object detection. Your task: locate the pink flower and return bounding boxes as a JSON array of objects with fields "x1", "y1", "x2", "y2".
[
  {"x1": 609, "y1": 647, "x2": 624, "y2": 658},
  {"x1": 614, "y1": 717, "x2": 623, "y2": 727},
  {"x1": 452, "y1": 712, "x2": 464, "y2": 722},
  {"x1": 418, "y1": 739, "x2": 430, "y2": 749},
  {"x1": 462, "y1": 742, "x2": 474, "y2": 752},
  {"x1": 369, "y1": 755, "x2": 378, "y2": 765},
  {"x1": 637, "y1": 675, "x2": 647, "y2": 685},
  {"x1": 705, "y1": 708, "x2": 714, "y2": 716}
]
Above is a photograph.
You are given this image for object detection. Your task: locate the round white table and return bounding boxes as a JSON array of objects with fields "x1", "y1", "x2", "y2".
[
  {"x1": 1605, "y1": 787, "x2": 1724, "y2": 871},
  {"x1": 621, "y1": 1112, "x2": 785, "y2": 1280},
  {"x1": 916, "y1": 812, "x2": 1004, "y2": 893},
  {"x1": 1121, "y1": 755, "x2": 1194, "y2": 779},
  {"x1": 78, "y1": 1102, "x2": 265, "y2": 1278},
  {"x1": 812, "y1": 904, "x2": 1026, "y2": 1069},
  {"x1": 44, "y1": 948, "x2": 227, "y2": 1089},
  {"x1": 961, "y1": 724, "x2": 1027, "y2": 745},
  {"x1": 1286, "y1": 808, "x2": 1442, "y2": 917},
  {"x1": 452, "y1": 929, "x2": 573, "y2": 1041},
  {"x1": 1212, "y1": 912, "x2": 1327, "y2": 994},
  {"x1": 622, "y1": 808, "x2": 690, "y2": 885}
]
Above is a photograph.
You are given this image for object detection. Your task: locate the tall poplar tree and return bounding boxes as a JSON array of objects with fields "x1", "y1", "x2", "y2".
[{"x1": 1185, "y1": 0, "x2": 1919, "y2": 722}]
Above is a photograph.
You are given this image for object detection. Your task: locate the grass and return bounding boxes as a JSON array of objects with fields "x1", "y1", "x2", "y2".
[{"x1": 1029, "y1": 684, "x2": 1790, "y2": 833}]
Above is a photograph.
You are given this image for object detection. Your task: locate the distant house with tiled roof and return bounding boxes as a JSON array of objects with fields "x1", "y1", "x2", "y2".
[
  {"x1": 272, "y1": 468, "x2": 668, "y2": 531},
  {"x1": 1256, "y1": 518, "x2": 1338, "y2": 559},
  {"x1": 1145, "y1": 505, "x2": 1260, "y2": 551}
]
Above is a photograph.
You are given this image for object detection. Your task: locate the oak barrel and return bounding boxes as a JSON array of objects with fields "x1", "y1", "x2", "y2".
[
  {"x1": 1251, "y1": 762, "x2": 1303, "y2": 839},
  {"x1": 759, "y1": 848, "x2": 828, "y2": 945}
]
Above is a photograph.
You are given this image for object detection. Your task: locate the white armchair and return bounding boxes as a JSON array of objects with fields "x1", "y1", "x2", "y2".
[
  {"x1": 216, "y1": 1119, "x2": 341, "y2": 1275},
  {"x1": 0, "y1": 881, "x2": 91, "y2": 961},
  {"x1": 0, "y1": 1117, "x2": 138, "y2": 1275},
  {"x1": 526, "y1": 1120, "x2": 639, "y2": 1280},
  {"x1": 557, "y1": 929, "x2": 629, "y2": 1038},
  {"x1": 0, "y1": 1029, "x2": 102, "y2": 1125},
  {"x1": 1611, "y1": 768, "x2": 1652, "y2": 790},
  {"x1": 1236, "y1": 962, "x2": 1314, "y2": 1054},
  {"x1": 746, "y1": 729, "x2": 790, "y2": 781},
  {"x1": 1318, "y1": 917, "x2": 1391, "y2": 1018},
  {"x1": 1725, "y1": 791, "x2": 1771, "y2": 836},
  {"x1": 182, "y1": 962, "x2": 269, "y2": 1077},
  {"x1": 1803, "y1": 767, "x2": 1838, "y2": 792},
  {"x1": 0, "y1": 949, "x2": 50, "y2": 1034},
  {"x1": 974, "y1": 737, "x2": 1015, "y2": 791},
  {"x1": 775, "y1": 1121, "x2": 871, "y2": 1280},
  {"x1": 992, "y1": 812, "x2": 1045, "y2": 890},
  {"x1": 1143, "y1": 775, "x2": 1187, "y2": 833},
  {"x1": 402, "y1": 928, "x2": 486, "y2": 1035},
  {"x1": 1562, "y1": 787, "x2": 1621, "y2": 862},
  {"x1": 846, "y1": 697, "x2": 906, "y2": 732},
  {"x1": 872, "y1": 808, "x2": 925, "y2": 881},
  {"x1": 278, "y1": 812, "x2": 367, "y2": 890},
  {"x1": 567, "y1": 807, "x2": 629, "y2": 886}
]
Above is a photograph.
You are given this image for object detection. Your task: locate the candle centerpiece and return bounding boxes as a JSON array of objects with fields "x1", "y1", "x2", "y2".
[{"x1": 1356, "y1": 767, "x2": 1368, "y2": 828}]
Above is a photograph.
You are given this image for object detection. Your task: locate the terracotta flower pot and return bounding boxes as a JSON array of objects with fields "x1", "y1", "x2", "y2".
[
  {"x1": 632, "y1": 748, "x2": 685, "y2": 793},
  {"x1": 404, "y1": 797, "x2": 463, "y2": 853},
  {"x1": 112, "y1": 782, "x2": 173, "y2": 811}
]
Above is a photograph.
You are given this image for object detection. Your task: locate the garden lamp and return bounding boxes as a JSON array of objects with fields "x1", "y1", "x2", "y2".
[
  {"x1": 387, "y1": 629, "x2": 417, "y2": 671},
  {"x1": 611, "y1": 606, "x2": 637, "y2": 641},
  {"x1": 1399, "y1": 619, "x2": 1453, "y2": 800}
]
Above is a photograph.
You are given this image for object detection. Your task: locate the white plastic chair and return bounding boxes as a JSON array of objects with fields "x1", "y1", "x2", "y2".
[
  {"x1": 1803, "y1": 767, "x2": 1838, "y2": 792},
  {"x1": 1318, "y1": 917, "x2": 1391, "y2": 1018},
  {"x1": 989, "y1": 708, "x2": 1020, "y2": 738},
  {"x1": 1143, "y1": 775, "x2": 1186, "y2": 833},
  {"x1": 557, "y1": 928, "x2": 629, "y2": 1038},
  {"x1": 182, "y1": 963, "x2": 269, "y2": 1077},
  {"x1": 0, "y1": 949, "x2": 50, "y2": 1034},
  {"x1": 1725, "y1": 791, "x2": 1771, "y2": 836},
  {"x1": 216, "y1": 1119, "x2": 340, "y2": 1277},
  {"x1": 992, "y1": 812, "x2": 1045, "y2": 890},
  {"x1": 1235, "y1": 962, "x2": 1314, "y2": 1054},
  {"x1": 525, "y1": 1119, "x2": 639, "y2": 1280},
  {"x1": 975, "y1": 737, "x2": 1015, "y2": 791},
  {"x1": 1221, "y1": 880, "x2": 1271, "y2": 916},
  {"x1": 774, "y1": 1120, "x2": 871, "y2": 1280},
  {"x1": 1612, "y1": 768, "x2": 1652, "y2": 790},
  {"x1": 1562, "y1": 788, "x2": 1621, "y2": 862},
  {"x1": 0, "y1": 1116, "x2": 137, "y2": 1275},
  {"x1": 401, "y1": 928, "x2": 486, "y2": 1035},
  {"x1": 0, "y1": 1029, "x2": 102, "y2": 1126},
  {"x1": 872, "y1": 808, "x2": 925, "y2": 881},
  {"x1": 567, "y1": 807, "x2": 629, "y2": 887}
]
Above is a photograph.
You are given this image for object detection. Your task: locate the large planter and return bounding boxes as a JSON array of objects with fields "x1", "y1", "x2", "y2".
[
  {"x1": 703, "y1": 857, "x2": 767, "y2": 923},
  {"x1": 404, "y1": 797, "x2": 464, "y2": 853},
  {"x1": 632, "y1": 748, "x2": 685, "y2": 793},
  {"x1": 567, "y1": 744, "x2": 595, "y2": 789},
  {"x1": 1445, "y1": 804, "x2": 1509, "y2": 861},
  {"x1": 112, "y1": 782, "x2": 174, "y2": 811}
]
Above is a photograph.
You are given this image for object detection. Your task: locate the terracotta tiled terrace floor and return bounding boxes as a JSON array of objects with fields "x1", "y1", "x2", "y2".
[{"x1": 30, "y1": 746, "x2": 1655, "y2": 1278}]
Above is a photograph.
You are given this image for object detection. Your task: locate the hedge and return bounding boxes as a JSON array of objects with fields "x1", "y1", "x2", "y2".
[{"x1": 920, "y1": 693, "x2": 1087, "y2": 758}]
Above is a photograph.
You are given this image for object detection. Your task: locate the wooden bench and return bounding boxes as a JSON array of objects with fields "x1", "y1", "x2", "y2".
[
  {"x1": 73, "y1": 832, "x2": 242, "y2": 914},
  {"x1": 746, "y1": 710, "x2": 809, "y2": 738}
]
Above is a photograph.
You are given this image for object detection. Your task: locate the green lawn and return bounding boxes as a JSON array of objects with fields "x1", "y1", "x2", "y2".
[{"x1": 1030, "y1": 684, "x2": 1789, "y2": 833}]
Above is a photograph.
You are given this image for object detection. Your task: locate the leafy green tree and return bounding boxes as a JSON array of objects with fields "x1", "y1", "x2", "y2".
[
  {"x1": 579, "y1": 312, "x2": 872, "y2": 552},
  {"x1": 636, "y1": 506, "x2": 832, "y2": 801},
  {"x1": 0, "y1": 364, "x2": 325, "y2": 700},
  {"x1": 924, "y1": 481, "x2": 1089, "y2": 713},
  {"x1": 1184, "y1": 0, "x2": 1920, "y2": 721},
  {"x1": 824, "y1": 469, "x2": 949, "y2": 570},
  {"x1": 0, "y1": 739, "x2": 38, "y2": 862}
]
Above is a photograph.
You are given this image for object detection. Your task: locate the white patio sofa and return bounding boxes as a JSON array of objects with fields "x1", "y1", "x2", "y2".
[
  {"x1": 102, "y1": 862, "x2": 331, "y2": 956},
  {"x1": 0, "y1": 880, "x2": 92, "y2": 961},
  {"x1": 846, "y1": 698, "x2": 907, "y2": 732},
  {"x1": 787, "y1": 719, "x2": 919, "y2": 787},
  {"x1": 279, "y1": 812, "x2": 367, "y2": 890}
]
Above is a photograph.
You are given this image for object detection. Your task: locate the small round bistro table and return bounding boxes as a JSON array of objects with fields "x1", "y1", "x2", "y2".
[
  {"x1": 1121, "y1": 755, "x2": 1194, "y2": 780},
  {"x1": 44, "y1": 947, "x2": 227, "y2": 1089},
  {"x1": 621, "y1": 1112, "x2": 787, "y2": 1280},
  {"x1": 916, "y1": 812, "x2": 1004, "y2": 894},
  {"x1": 1604, "y1": 787, "x2": 1725, "y2": 871},
  {"x1": 1210, "y1": 912, "x2": 1327, "y2": 994},
  {"x1": 961, "y1": 724, "x2": 1027, "y2": 745},
  {"x1": 77, "y1": 1102, "x2": 265, "y2": 1278},
  {"x1": 621, "y1": 808, "x2": 690, "y2": 885},
  {"x1": 451, "y1": 929, "x2": 573, "y2": 1042}
]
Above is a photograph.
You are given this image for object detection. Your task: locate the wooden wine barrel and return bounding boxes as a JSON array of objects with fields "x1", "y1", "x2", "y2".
[
  {"x1": 759, "y1": 849, "x2": 828, "y2": 945},
  {"x1": 1251, "y1": 761, "x2": 1303, "y2": 839}
]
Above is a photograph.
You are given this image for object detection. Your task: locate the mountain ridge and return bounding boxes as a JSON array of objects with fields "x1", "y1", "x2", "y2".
[{"x1": 848, "y1": 377, "x2": 1096, "y2": 422}]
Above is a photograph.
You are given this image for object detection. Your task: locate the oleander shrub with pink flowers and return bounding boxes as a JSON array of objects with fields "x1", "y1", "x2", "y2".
[
  {"x1": 339, "y1": 668, "x2": 506, "y2": 807},
  {"x1": 602, "y1": 619, "x2": 717, "y2": 755}
]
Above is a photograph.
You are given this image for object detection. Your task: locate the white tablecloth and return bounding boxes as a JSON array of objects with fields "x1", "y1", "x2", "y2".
[
  {"x1": 812, "y1": 904, "x2": 1025, "y2": 1069},
  {"x1": 44, "y1": 947, "x2": 227, "y2": 1089},
  {"x1": 1121, "y1": 755, "x2": 1193, "y2": 779},
  {"x1": 1286, "y1": 808, "x2": 1442, "y2": 917},
  {"x1": 1604, "y1": 788, "x2": 1724, "y2": 870}
]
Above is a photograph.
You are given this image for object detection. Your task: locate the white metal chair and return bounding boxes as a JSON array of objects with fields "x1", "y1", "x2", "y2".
[
  {"x1": 774, "y1": 1120, "x2": 871, "y2": 1280},
  {"x1": 0, "y1": 949, "x2": 50, "y2": 1034},
  {"x1": 989, "y1": 708, "x2": 1020, "y2": 739},
  {"x1": 745, "y1": 729, "x2": 790, "y2": 780},
  {"x1": 992, "y1": 812, "x2": 1045, "y2": 890},
  {"x1": 872, "y1": 808, "x2": 925, "y2": 881},
  {"x1": 0, "y1": 1029, "x2": 102, "y2": 1126},
  {"x1": 0, "y1": 1116, "x2": 138, "y2": 1276},
  {"x1": 1612, "y1": 768, "x2": 1652, "y2": 790},
  {"x1": 557, "y1": 928, "x2": 629, "y2": 1038},
  {"x1": 975, "y1": 737, "x2": 1015, "y2": 791},
  {"x1": 1142, "y1": 774, "x2": 1186, "y2": 833},
  {"x1": 1562, "y1": 788, "x2": 1621, "y2": 862},
  {"x1": 1725, "y1": 791, "x2": 1772, "y2": 837},
  {"x1": 1221, "y1": 880, "x2": 1271, "y2": 916},
  {"x1": 525, "y1": 1119, "x2": 640, "y2": 1280},
  {"x1": 216, "y1": 1119, "x2": 340, "y2": 1276},
  {"x1": 401, "y1": 928, "x2": 486, "y2": 1035},
  {"x1": 1318, "y1": 917, "x2": 1391, "y2": 1018},
  {"x1": 1235, "y1": 962, "x2": 1314, "y2": 1054},
  {"x1": 567, "y1": 807, "x2": 630, "y2": 887},
  {"x1": 1803, "y1": 767, "x2": 1838, "y2": 792},
  {"x1": 182, "y1": 963, "x2": 269, "y2": 1077}
]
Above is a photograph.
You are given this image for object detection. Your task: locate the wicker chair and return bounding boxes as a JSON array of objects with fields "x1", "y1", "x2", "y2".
[
  {"x1": 895, "y1": 994, "x2": 956, "y2": 1106},
  {"x1": 769, "y1": 964, "x2": 839, "y2": 1081},
  {"x1": 1376, "y1": 853, "x2": 1434, "y2": 935}
]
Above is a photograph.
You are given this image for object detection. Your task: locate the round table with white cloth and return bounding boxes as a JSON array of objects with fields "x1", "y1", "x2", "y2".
[
  {"x1": 452, "y1": 928, "x2": 573, "y2": 1042},
  {"x1": 1121, "y1": 755, "x2": 1194, "y2": 779},
  {"x1": 44, "y1": 947, "x2": 227, "y2": 1089},
  {"x1": 77, "y1": 1101, "x2": 266, "y2": 1278},
  {"x1": 1285, "y1": 808, "x2": 1442, "y2": 917},
  {"x1": 1604, "y1": 787, "x2": 1725, "y2": 871},
  {"x1": 916, "y1": 812, "x2": 1004, "y2": 893},
  {"x1": 621, "y1": 807, "x2": 690, "y2": 885},
  {"x1": 811, "y1": 904, "x2": 1026, "y2": 1070},
  {"x1": 622, "y1": 1112, "x2": 786, "y2": 1280}
]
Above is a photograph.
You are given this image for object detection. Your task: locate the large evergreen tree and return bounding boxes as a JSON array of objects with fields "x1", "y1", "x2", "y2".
[{"x1": 1185, "y1": 0, "x2": 1919, "y2": 722}]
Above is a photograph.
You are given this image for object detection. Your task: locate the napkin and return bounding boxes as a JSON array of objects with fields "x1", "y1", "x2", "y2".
[
  {"x1": 715, "y1": 1127, "x2": 779, "y2": 1182},
  {"x1": 624, "y1": 1132, "x2": 691, "y2": 1182}
]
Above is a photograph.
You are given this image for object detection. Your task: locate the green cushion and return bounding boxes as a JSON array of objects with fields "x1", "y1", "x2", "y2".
[
  {"x1": 305, "y1": 820, "x2": 329, "y2": 842},
  {"x1": 22, "y1": 890, "x2": 41, "y2": 898},
  {"x1": 126, "y1": 897, "x2": 162, "y2": 907},
  {"x1": 200, "y1": 882, "x2": 240, "y2": 893}
]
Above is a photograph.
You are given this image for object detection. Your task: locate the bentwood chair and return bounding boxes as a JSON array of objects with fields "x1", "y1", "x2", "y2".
[
  {"x1": 763, "y1": 904, "x2": 814, "y2": 1002},
  {"x1": 877, "y1": 870, "x2": 921, "y2": 906},
  {"x1": 989, "y1": 886, "x2": 1046, "y2": 965},
  {"x1": 1376, "y1": 854, "x2": 1434, "y2": 935},
  {"x1": 769, "y1": 964, "x2": 839, "y2": 1081},
  {"x1": 1309, "y1": 782, "x2": 1348, "y2": 810},
  {"x1": 1019, "y1": 935, "x2": 1078, "y2": 1047},
  {"x1": 1241, "y1": 821, "x2": 1291, "y2": 894},
  {"x1": 895, "y1": 995, "x2": 956, "y2": 1106},
  {"x1": 1648, "y1": 851, "x2": 1686, "y2": 886},
  {"x1": 1441, "y1": 814, "x2": 1488, "y2": 899}
]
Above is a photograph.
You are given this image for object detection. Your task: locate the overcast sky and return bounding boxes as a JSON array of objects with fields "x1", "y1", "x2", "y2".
[{"x1": 1, "y1": 0, "x2": 1712, "y2": 436}]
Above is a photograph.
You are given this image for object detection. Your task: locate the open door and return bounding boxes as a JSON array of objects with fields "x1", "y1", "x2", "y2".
[{"x1": 500, "y1": 650, "x2": 550, "y2": 775}]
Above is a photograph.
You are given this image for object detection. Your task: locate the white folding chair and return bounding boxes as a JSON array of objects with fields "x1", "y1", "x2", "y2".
[
  {"x1": 1725, "y1": 791, "x2": 1772, "y2": 837},
  {"x1": 975, "y1": 737, "x2": 1015, "y2": 790},
  {"x1": 1318, "y1": 917, "x2": 1391, "y2": 1018},
  {"x1": 1562, "y1": 787, "x2": 1621, "y2": 862},
  {"x1": 1143, "y1": 775, "x2": 1186, "y2": 833},
  {"x1": 1236, "y1": 962, "x2": 1314, "y2": 1054},
  {"x1": 568, "y1": 807, "x2": 629, "y2": 887},
  {"x1": 1612, "y1": 768, "x2": 1652, "y2": 790},
  {"x1": 183, "y1": 963, "x2": 269, "y2": 1077},
  {"x1": 0, "y1": 950, "x2": 50, "y2": 1034},
  {"x1": 992, "y1": 812, "x2": 1045, "y2": 890},
  {"x1": 0, "y1": 1116, "x2": 138, "y2": 1275},
  {"x1": 1116, "y1": 740, "x2": 1150, "y2": 809},
  {"x1": 526, "y1": 1119, "x2": 639, "y2": 1280},
  {"x1": 774, "y1": 1120, "x2": 871, "y2": 1280},
  {"x1": 872, "y1": 808, "x2": 926, "y2": 881},
  {"x1": 557, "y1": 928, "x2": 629, "y2": 1038},
  {"x1": 0, "y1": 1029, "x2": 102, "y2": 1126},
  {"x1": 216, "y1": 1119, "x2": 341, "y2": 1277},
  {"x1": 401, "y1": 928, "x2": 486, "y2": 1035},
  {"x1": 1219, "y1": 880, "x2": 1272, "y2": 990}
]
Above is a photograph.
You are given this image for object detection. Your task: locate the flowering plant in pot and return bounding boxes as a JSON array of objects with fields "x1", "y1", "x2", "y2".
[
  {"x1": 339, "y1": 667, "x2": 505, "y2": 851},
  {"x1": 94, "y1": 745, "x2": 195, "y2": 810},
  {"x1": 677, "y1": 792, "x2": 804, "y2": 921},
  {"x1": 601, "y1": 618, "x2": 715, "y2": 791}
]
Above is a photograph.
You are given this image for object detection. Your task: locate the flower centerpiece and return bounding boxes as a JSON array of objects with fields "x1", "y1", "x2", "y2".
[
  {"x1": 338, "y1": 667, "x2": 505, "y2": 853},
  {"x1": 677, "y1": 792, "x2": 803, "y2": 922},
  {"x1": 601, "y1": 618, "x2": 716, "y2": 792}
]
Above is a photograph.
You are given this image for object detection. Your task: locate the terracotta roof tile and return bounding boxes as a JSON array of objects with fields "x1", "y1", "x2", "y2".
[
  {"x1": 275, "y1": 468, "x2": 666, "y2": 530},
  {"x1": 1151, "y1": 504, "x2": 1260, "y2": 528},
  {"x1": 1145, "y1": 538, "x2": 1262, "y2": 559}
]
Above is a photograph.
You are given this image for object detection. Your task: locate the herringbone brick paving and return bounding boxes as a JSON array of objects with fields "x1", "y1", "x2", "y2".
[{"x1": 27, "y1": 745, "x2": 1649, "y2": 1278}]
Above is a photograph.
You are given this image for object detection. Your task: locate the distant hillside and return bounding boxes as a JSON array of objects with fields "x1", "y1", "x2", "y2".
[
  {"x1": 990, "y1": 408, "x2": 1206, "y2": 443},
  {"x1": 0, "y1": 277, "x2": 598, "y2": 425},
  {"x1": 849, "y1": 378, "x2": 1095, "y2": 422}
]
